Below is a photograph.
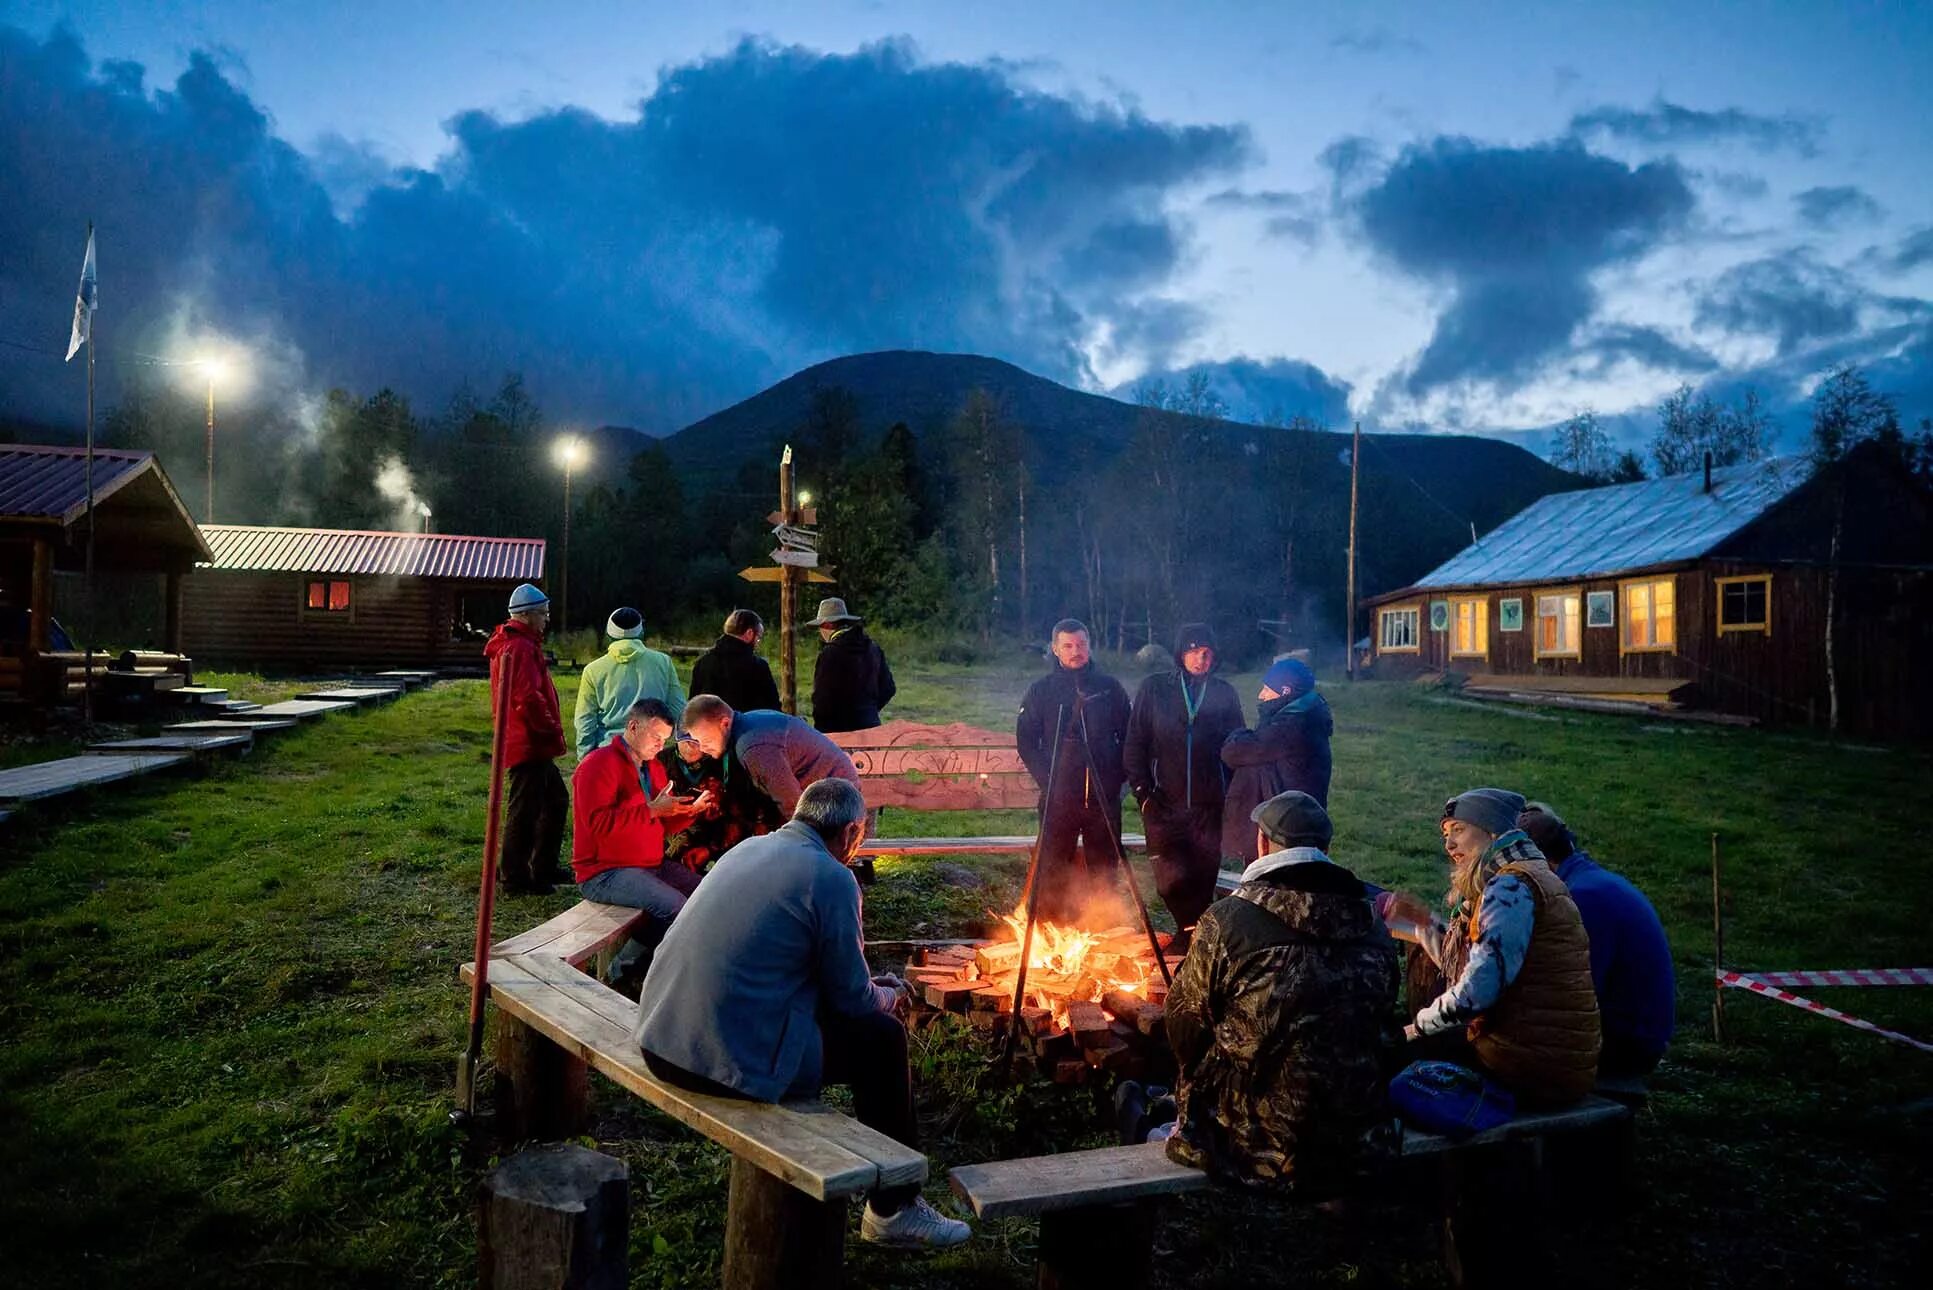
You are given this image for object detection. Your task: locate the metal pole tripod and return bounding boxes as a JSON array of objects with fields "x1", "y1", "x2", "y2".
[{"x1": 998, "y1": 706, "x2": 1066, "y2": 1076}]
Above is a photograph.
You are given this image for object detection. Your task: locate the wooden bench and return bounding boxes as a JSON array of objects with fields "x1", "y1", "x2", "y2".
[
  {"x1": 828, "y1": 720, "x2": 1146, "y2": 860},
  {"x1": 949, "y1": 1096, "x2": 1632, "y2": 1289},
  {"x1": 461, "y1": 900, "x2": 929, "y2": 1290}
]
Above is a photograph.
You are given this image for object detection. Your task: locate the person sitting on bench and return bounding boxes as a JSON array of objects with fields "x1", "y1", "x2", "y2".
[
  {"x1": 1119, "y1": 791, "x2": 1400, "y2": 1197},
  {"x1": 1379, "y1": 788, "x2": 1601, "y2": 1106},
  {"x1": 681, "y1": 694, "x2": 859, "y2": 820},
  {"x1": 1518, "y1": 801, "x2": 1675, "y2": 1077},
  {"x1": 633, "y1": 778, "x2": 970, "y2": 1250},
  {"x1": 571, "y1": 698, "x2": 711, "y2": 984}
]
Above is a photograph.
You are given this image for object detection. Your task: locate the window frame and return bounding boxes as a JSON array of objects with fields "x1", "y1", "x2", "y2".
[
  {"x1": 302, "y1": 577, "x2": 355, "y2": 620},
  {"x1": 1585, "y1": 589, "x2": 1616, "y2": 629},
  {"x1": 1377, "y1": 603, "x2": 1421, "y2": 654},
  {"x1": 1532, "y1": 586, "x2": 1583, "y2": 660},
  {"x1": 1449, "y1": 595, "x2": 1489, "y2": 659},
  {"x1": 1498, "y1": 597, "x2": 1524, "y2": 633},
  {"x1": 1715, "y1": 573, "x2": 1773, "y2": 637},
  {"x1": 1618, "y1": 575, "x2": 1678, "y2": 655}
]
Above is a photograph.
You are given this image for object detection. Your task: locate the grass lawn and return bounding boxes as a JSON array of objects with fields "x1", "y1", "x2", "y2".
[{"x1": 0, "y1": 652, "x2": 1928, "y2": 1288}]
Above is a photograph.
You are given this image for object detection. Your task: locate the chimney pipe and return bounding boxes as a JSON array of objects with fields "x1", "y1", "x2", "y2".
[{"x1": 1703, "y1": 450, "x2": 1713, "y2": 494}]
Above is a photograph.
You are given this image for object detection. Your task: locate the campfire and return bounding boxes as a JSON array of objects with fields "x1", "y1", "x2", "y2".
[{"x1": 900, "y1": 898, "x2": 1175, "y2": 1083}]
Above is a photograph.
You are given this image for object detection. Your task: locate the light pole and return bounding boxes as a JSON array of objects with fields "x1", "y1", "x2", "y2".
[
  {"x1": 551, "y1": 435, "x2": 588, "y2": 634},
  {"x1": 193, "y1": 355, "x2": 229, "y2": 522}
]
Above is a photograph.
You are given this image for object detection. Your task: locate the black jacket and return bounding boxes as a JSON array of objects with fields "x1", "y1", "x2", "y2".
[
  {"x1": 1016, "y1": 662, "x2": 1130, "y2": 805},
  {"x1": 810, "y1": 627, "x2": 897, "y2": 733},
  {"x1": 1125, "y1": 669, "x2": 1246, "y2": 814},
  {"x1": 691, "y1": 634, "x2": 781, "y2": 715},
  {"x1": 1219, "y1": 692, "x2": 1335, "y2": 863}
]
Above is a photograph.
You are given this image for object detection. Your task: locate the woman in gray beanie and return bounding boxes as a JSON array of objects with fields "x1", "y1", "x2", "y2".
[{"x1": 1378, "y1": 787, "x2": 1600, "y2": 1105}]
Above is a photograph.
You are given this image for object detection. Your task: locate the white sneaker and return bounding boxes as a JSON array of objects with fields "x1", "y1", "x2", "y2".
[{"x1": 860, "y1": 1194, "x2": 971, "y2": 1249}]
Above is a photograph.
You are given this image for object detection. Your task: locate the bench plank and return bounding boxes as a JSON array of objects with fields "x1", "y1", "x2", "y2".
[
  {"x1": 859, "y1": 833, "x2": 1147, "y2": 857},
  {"x1": 950, "y1": 1142, "x2": 1209, "y2": 1219},
  {"x1": 476, "y1": 955, "x2": 884, "y2": 1201},
  {"x1": 1398, "y1": 1094, "x2": 1629, "y2": 1157},
  {"x1": 488, "y1": 900, "x2": 648, "y2": 967}
]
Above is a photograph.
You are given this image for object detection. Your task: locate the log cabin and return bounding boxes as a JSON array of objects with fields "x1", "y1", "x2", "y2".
[
  {"x1": 180, "y1": 525, "x2": 545, "y2": 671},
  {"x1": 1361, "y1": 444, "x2": 1933, "y2": 737}
]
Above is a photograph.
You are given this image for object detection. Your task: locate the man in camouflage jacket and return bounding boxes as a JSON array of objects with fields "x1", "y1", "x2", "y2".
[{"x1": 1164, "y1": 791, "x2": 1400, "y2": 1193}]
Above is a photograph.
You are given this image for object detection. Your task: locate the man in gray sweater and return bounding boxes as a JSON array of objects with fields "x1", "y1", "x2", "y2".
[
  {"x1": 634, "y1": 778, "x2": 969, "y2": 1249},
  {"x1": 681, "y1": 693, "x2": 860, "y2": 819}
]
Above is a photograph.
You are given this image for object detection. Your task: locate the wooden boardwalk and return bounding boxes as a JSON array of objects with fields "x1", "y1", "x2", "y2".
[
  {"x1": 372, "y1": 670, "x2": 437, "y2": 689},
  {"x1": 0, "y1": 754, "x2": 191, "y2": 805},
  {"x1": 87, "y1": 733, "x2": 253, "y2": 757},
  {"x1": 294, "y1": 686, "x2": 404, "y2": 706},
  {"x1": 220, "y1": 699, "x2": 357, "y2": 721},
  {"x1": 165, "y1": 717, "x2": 298, "y2": 734}
]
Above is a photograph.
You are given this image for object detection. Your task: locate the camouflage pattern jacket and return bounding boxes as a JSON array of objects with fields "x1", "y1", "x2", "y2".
[{"x1": 1164, "y1": 855, "x2": 1401, "y2": 1193}]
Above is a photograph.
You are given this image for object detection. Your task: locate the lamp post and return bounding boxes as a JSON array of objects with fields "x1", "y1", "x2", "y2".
[
  {"x1": 551, "y1": 435, "x2": 588, "y2": 634},
  {"x1": 193, "y1": 355, "x2": 230, "y2": 522}
]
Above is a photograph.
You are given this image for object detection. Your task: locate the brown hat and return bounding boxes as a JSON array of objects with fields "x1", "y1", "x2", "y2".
[{"x1": 803, "y1": 597, "x2": 862, "y2": 628}]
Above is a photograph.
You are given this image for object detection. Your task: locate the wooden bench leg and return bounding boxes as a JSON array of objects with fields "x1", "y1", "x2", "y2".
[
  {"x1": 722, "y1": 1158, "x2": 846, "y2": 1290},
  {"x1": 1036, "y1": 1200, "x2": 1154, "y2": 1290},
  {"x1": 494, "y1": 1014, "x2": 590, "y2": 1143},
  {"x1": 1438, "y1": 1139, "x2": 1549, "y2": 1289}
]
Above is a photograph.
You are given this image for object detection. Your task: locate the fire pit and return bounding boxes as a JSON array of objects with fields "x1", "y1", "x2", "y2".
[{"x1": 901, "y1": 900, "x2": 1176, "y2": 1084}]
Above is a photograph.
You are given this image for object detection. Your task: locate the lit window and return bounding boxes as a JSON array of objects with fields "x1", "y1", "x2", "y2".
[
  {"x1": 1717, "y1": 575, "x2": 1771, "y2": 635},
  {"x1": 1379, "y1": 606, "x2": 1420, "y2": 652},
  {"x1": 1536, "y1": 591, "x2": 1580, "y2": 657},
  {"x1": 1450, "y1": 597, "x2": 1488, "y2": 657},
  {"x1": 306, "y1": 579, "x2": 352, "y2": 613},
  {"x1": 1622, "y1": 577, "x2": 1676, "y2": 651}
]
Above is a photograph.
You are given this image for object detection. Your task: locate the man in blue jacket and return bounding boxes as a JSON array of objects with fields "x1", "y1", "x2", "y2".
[
  {"x1": 1519, "y1": 802, "x2": 1675, "y2": 1076},
  {"x1": 634, "y1": 778, "x2": 970, "y2": 1249}
]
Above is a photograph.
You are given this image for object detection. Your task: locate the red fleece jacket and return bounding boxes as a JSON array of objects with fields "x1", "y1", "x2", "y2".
[
  {"x1": 571, "y1": 735, "x2": 669, "y2": 884},
  {"x1": 484, "y1": 618, "x2": 565, "y2": 764}
]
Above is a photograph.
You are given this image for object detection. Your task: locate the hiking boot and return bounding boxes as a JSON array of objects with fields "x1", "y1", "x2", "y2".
[
  {"x1": 1113, "y1": 1080, "x2": 1150, "y2": 1145},
  {"x1": 860, "y1": 1195, "x2": 970, "y2": 1249}
]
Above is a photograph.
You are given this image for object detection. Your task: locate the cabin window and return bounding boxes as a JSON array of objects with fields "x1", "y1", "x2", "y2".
[
  {"x1": 1621, "y1": 576, "x2": 1676, "y2": 652},
  {"x1": 1716, "y1": 574, "x2": 1772, "y2": 636},
  {"x1": 1535, "y1": 590, "x2": 1581, "y2": 657},
  {"x1": 305, "y1": 579, "x2": 352, "y2": 613},
  {"x1": 1450, "y1": 597, "x2": 1488, "y2": 657},
  {"x1": 1378, "y1": 605, "x2": 1420, "y2": 653}
]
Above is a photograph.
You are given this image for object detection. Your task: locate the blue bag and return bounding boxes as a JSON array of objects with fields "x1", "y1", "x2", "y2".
[{"x1": 1388, "y1": 1060, "x2": 1515, "y2": 1139}]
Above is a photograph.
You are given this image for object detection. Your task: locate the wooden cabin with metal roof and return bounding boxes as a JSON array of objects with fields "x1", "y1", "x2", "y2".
[
  {"x1": 1, "y1": 445, "x2": 209, "y2": 708},
  {"x1": 1360, "y1": 444, "x2": 1933, "y2": 737},
  {"x1": 180, "y1": 525, "x2": 546, "y2": 670}
]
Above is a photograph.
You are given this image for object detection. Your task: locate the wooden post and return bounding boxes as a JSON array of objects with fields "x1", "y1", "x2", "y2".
[
  {"x1": 28, "y1": 537, "x2": 52, "y2": 654},
  {"x1": 778, "y1": 445, "x2": 799, "y2": 715},
  {"x1": 493, "y1": 1014, "x2": 591, "y2": 1143},
  {"x1": 1710, "y1": 832, "x2": 1726, "y2": 1043},
  {"x1": 1036, "y1": 1201, "x2": 1155, "y2": 1290},
  {"x1": 1345, "y1": 419, "x2": 1361, "y2": 680},
  {"x1": 163, "y1": 569, "x2": 184, "y2": 654},
  {"x1": 479, "y1": 1144, "x2": 629, "y2": 1290},
  {"x1": 721, "y1": 1158, "x2": 845, "y2": 1290}
]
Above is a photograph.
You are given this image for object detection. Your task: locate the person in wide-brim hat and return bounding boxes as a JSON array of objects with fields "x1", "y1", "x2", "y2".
[{"x1": 803, "y1": 597, "x2": 863, "y2": 628}]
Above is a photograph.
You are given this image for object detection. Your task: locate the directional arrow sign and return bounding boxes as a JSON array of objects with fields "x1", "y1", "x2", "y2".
[
  {"x1": 740, "y1": 565, "x2": 835, "y2": 584},
  {"x1": 771, "y1": 548, "x2": 820, "y2": 568},
  {"x1": 766, "y1": 508, "x2": 819, "y2": 526}
]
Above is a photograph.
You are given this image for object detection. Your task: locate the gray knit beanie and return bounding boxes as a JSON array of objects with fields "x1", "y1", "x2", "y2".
[{"x1": 1442, "y1": 788, "x2": 1526, "y2": 839}]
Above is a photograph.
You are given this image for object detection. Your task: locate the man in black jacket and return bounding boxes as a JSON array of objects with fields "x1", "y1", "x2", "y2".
[
  {"x1": 807, "y1": 598, "x2": 897, "y2": 733},
  {"x1": 1126, "y1": 623, "x2": 1246, "y2": 945},
  {"x1": 1015, "y1": 619, "x2": 1132, "y2": 923},
  {"x1": 691, "y1": 609, "x2": 781, "y2": 715},
  {"x1": 1220, "y1": 658, "x2": 1334, "y2": 865}
]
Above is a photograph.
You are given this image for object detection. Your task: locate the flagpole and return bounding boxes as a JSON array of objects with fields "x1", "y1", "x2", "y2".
[{"x1": 83, "y1": 221, "x2": 97, "y2": 726}]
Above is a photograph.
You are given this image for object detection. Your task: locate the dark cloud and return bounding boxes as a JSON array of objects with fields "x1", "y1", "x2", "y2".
[
  {"x1": 1329, "y1": 28, "x2": 1425, "y2": 56},
  {"x1": 1891, "y1": 227, "x2": 1933, "y2": 272},
  {"x1": 1348, "y1": 137, "x2": 1693, "y2": 392},
  {"x1": 1698, "y1": 169, "x2": 1770, "y2": 201},
  {"x1": 1204, "y1": 188, "x2": 1321, "y2": 244},
  {"x1": 0, "y1": 26, "x2": 1250, "y2": 432},
  {"x1": 1694, "y1": 253, "x2": 1868, "y2": 354},
  {"x1": 1574, "y1": 323, "x2": 1719, "y2": 375},
  {"x1": 1113, "y1": 355, "x2": 1353, "y2": 427},
  {"x1": 1569, "y1": 98, "x2": 1821, "y2": 156},
  {"x1": 1793, "y1": 184, "x2": 1883, "y2": 229}
]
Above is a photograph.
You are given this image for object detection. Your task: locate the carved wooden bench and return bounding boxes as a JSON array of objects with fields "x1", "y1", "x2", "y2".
[{"x1": 460, "y1": 900, "x2": 928, "y2": 1290}]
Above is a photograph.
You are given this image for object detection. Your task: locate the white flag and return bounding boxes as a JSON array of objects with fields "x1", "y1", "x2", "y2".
[{"x1": 65, "y1": 228, "x2": 97, "y2": 362}]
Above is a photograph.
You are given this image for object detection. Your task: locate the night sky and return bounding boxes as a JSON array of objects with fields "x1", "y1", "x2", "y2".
[{"x1": 2, "y1": 0, "x2": 1929, "y2": 448}]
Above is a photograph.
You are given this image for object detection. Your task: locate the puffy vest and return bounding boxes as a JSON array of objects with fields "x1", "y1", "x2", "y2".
[{"x1": 1468, "y1": 858, "x2": 1600, "y2": 1104}]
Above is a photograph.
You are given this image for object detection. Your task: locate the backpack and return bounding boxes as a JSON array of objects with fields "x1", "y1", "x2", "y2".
[{"x1": 1388, "y1": 1060, "x2": 1515, "y2": 1139}]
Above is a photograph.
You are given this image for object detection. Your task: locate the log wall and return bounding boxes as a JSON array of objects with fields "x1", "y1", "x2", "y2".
[{"x1": 180, "y1": 570, "x2": 516, "y2": 669}]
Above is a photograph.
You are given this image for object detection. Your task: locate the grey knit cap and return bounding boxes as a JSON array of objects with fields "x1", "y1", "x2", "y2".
[{"x1": 1442, "y1": 788, "x2": 1526, "y2": 839}]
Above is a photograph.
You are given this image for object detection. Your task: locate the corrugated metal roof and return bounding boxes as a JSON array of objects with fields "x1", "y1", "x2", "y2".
[
  {"x1": 199, "y1": 525, "x2": 546, "y2": 581},
  {"x1": 0, "y1": 445, "x2": 154, "y2": 522},
  {"x1": 1406, "y1": 456, "x2": 1813, "y2": 590}
]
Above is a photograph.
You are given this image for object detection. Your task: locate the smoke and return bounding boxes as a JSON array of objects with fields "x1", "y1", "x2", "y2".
[{"x1": 374, "y1": 455, "x2": 428, "y2": 532}]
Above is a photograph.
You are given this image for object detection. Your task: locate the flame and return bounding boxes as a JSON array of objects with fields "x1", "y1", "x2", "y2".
[{"x1": 994, "y1": 901, "x2": 1156, "y2": 1027}]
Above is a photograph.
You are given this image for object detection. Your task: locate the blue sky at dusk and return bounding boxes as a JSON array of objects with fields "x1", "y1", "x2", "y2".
[{"x1": 2, "y1": 0, "x2": 1929, "y2": 446}]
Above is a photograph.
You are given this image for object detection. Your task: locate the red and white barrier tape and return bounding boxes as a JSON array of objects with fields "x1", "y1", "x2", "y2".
[
  {"x1": 1716, "y1": 970, "x2": 1933, "y2": 1054},
  {"x1": 1744, "y1": 967, "x2": 1933, "y2": 989}
]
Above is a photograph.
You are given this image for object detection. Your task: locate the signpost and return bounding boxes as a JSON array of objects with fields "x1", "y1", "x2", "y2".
[{"x1": 738, "y1": 445, "x2": 834, "y2": 713}]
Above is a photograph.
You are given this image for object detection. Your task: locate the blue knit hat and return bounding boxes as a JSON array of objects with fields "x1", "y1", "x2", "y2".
[
  {"x1": 1262, "y1": 657, "x2": 1315, "y2": 696},
  {"x1": 507, "y1": 583, "x2": 549, "y2": 613}
]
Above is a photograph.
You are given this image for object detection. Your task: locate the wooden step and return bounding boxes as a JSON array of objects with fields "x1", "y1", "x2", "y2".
[
  {"x1": 294, "y1": 686, "x2": 404, "y2": 706},
  {"x1": 166, "y1": 717, "x2": 298, "y2": 734},
  {"x1": 88, "y1": 733, "x2": 252, "y2": 757},
  {"x1": 0, "y1": 753, "x2": 192, "y2": 804},
  {"x1": 163, "y1": 685, "x2": 231, "y2": 704}
]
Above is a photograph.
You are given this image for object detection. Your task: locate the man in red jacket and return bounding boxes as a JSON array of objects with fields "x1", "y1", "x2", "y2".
[
  {"x1": 573, "y1": 698, "x2": 712, "y2": 983},
  {"x1": 485, "y1": 583, "x2": 569, "y2": 894}
]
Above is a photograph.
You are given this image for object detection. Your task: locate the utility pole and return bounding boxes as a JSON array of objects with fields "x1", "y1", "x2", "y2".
[
  {"x1": 1345, "y1": 419, "x2": 1361, "y2": 680},
  {"x1": 778, "y1": 444, "x2": 799, "y2": 714},
  {"x1": 204, "y1": 376, "x2": 216, "y2": 523}
]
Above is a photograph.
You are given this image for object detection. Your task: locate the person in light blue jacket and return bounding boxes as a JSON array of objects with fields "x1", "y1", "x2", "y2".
[
  {"x1": 574, "y1": 607, "x2": 685, "y2": 755},
  {"x1": 634, "y1": 779, "x2": 969, "y2": 1250}
]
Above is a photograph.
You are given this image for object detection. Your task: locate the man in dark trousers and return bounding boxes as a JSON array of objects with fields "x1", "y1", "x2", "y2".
[
  {"x1": 690, "y1": 609, "x2": 781, "y2": 715},
  {"x1": 1220, "y1": 657, "x2": 1334, "y2": 866},
  {"x1": 808, "y1": 598, "x2": 897, "y2": 733},
  {"x1": 1016, "y1": 619, "x2": 1132, "y2": 923},
  {"x1": 1126, "y1": 623, "x2": 1246, "y2": 947},
  {"x1": 681, "y1": 693, "x2": 860, "y2": 820},
  {"x1": 484, "y1": 582, "x2": 568, "y2": 894}
]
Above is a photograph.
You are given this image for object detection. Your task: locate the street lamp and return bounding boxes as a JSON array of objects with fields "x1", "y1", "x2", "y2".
[
  {"x1": 551, "y1": 435, "x2": 589, "y2": 633},
  {"x1": 188, "y1": 350, "x2": 241, "y2": 522}
]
